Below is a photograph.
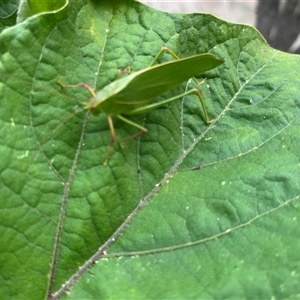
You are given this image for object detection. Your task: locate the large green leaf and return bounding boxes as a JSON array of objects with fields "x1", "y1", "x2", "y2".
[{"x1": 1, "y1": 0, "x2": 300, "y2": 299}]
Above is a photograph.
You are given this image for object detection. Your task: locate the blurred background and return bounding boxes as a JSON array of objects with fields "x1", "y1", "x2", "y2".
[{"x1": 140, "y1": 0, "x2": 300, "y2": 54}]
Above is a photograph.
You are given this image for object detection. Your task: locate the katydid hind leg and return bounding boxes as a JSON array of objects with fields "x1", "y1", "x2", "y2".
[
  {"x1": 126, "y1": 88, "x2": 211, "y2": 124},
  {"x1": 150, "y1": 46, "x2": 180, "y2": 66}
]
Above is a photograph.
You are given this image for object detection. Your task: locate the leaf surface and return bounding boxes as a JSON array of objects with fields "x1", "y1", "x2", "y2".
[{"x1": 1, "y1": 1, "x2": 300, "y2": 299}]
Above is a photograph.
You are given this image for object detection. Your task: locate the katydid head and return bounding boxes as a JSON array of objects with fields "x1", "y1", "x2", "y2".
[
  {"x1": 85, "y1": 87, "x2": 109, "y2": 115},
  {"x1": 86, "y1": 74, "x2": 136, "y2": 116}
]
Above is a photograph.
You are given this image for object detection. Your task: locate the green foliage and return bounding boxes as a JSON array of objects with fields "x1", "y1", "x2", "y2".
[
  {"x1": 0, "y1": 0, "x2": 18, "y2": 31},
  {"x1": 1, "y1": 0, "x2": 300, "y2": 299},
  {"x1": 17, "y1": 0, "x2": 67, "y2": 23}
]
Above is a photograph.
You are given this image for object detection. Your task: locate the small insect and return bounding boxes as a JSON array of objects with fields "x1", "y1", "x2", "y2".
[{"x1": 59, "y1": 47, "x2": 223, "y2": 164}]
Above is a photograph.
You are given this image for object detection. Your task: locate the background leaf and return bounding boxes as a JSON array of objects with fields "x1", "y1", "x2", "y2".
[
  {"x1": 17, "y1": 0, "x2": 67, "y2": 23},
  {"x1": 1, "y1": 0, "x2": 300, "y2": 299},
  {"x1": 0, "y1": 0, "x2": 18, "y2": 31}
]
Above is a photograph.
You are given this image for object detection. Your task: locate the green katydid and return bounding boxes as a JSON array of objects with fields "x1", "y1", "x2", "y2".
[{"x1": 59, "y1": 47, "x2": 224, "y2": 164}]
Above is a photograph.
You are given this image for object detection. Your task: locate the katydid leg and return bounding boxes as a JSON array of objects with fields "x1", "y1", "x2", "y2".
[
  {"x1": 58, "y1": 80, "x2": 97, "y2": 98},
  {"x1": 116, "y1": 114, "x2": 148, "y2": 144},
  {"x1": 105, "y1": 114, "x2": 148, "y2": 164},
  {"x1": 103, "y1": 115, "x2": 116, "y2": 166},
  {"x1": 126, "y1": 88, "x2": 212, "y2": 124},
  {"x1": 117, "y1": 66, "x2": 131, "y2": 79},
  {"x1": 58, "y1": 80, "x2": 117, "y2": 165},
  {"x1": 150, "y1": 47, "x2": 180, "y2": 66},
  {"x1": 150, "y1": 47, "x2": 206, "y2": 93},
  {"x1": 107, "y1": 115, "x2": 116, "y2": 147},
  {"x1": 76, "y1": 83, "x2": 97, "y2": 97}
]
